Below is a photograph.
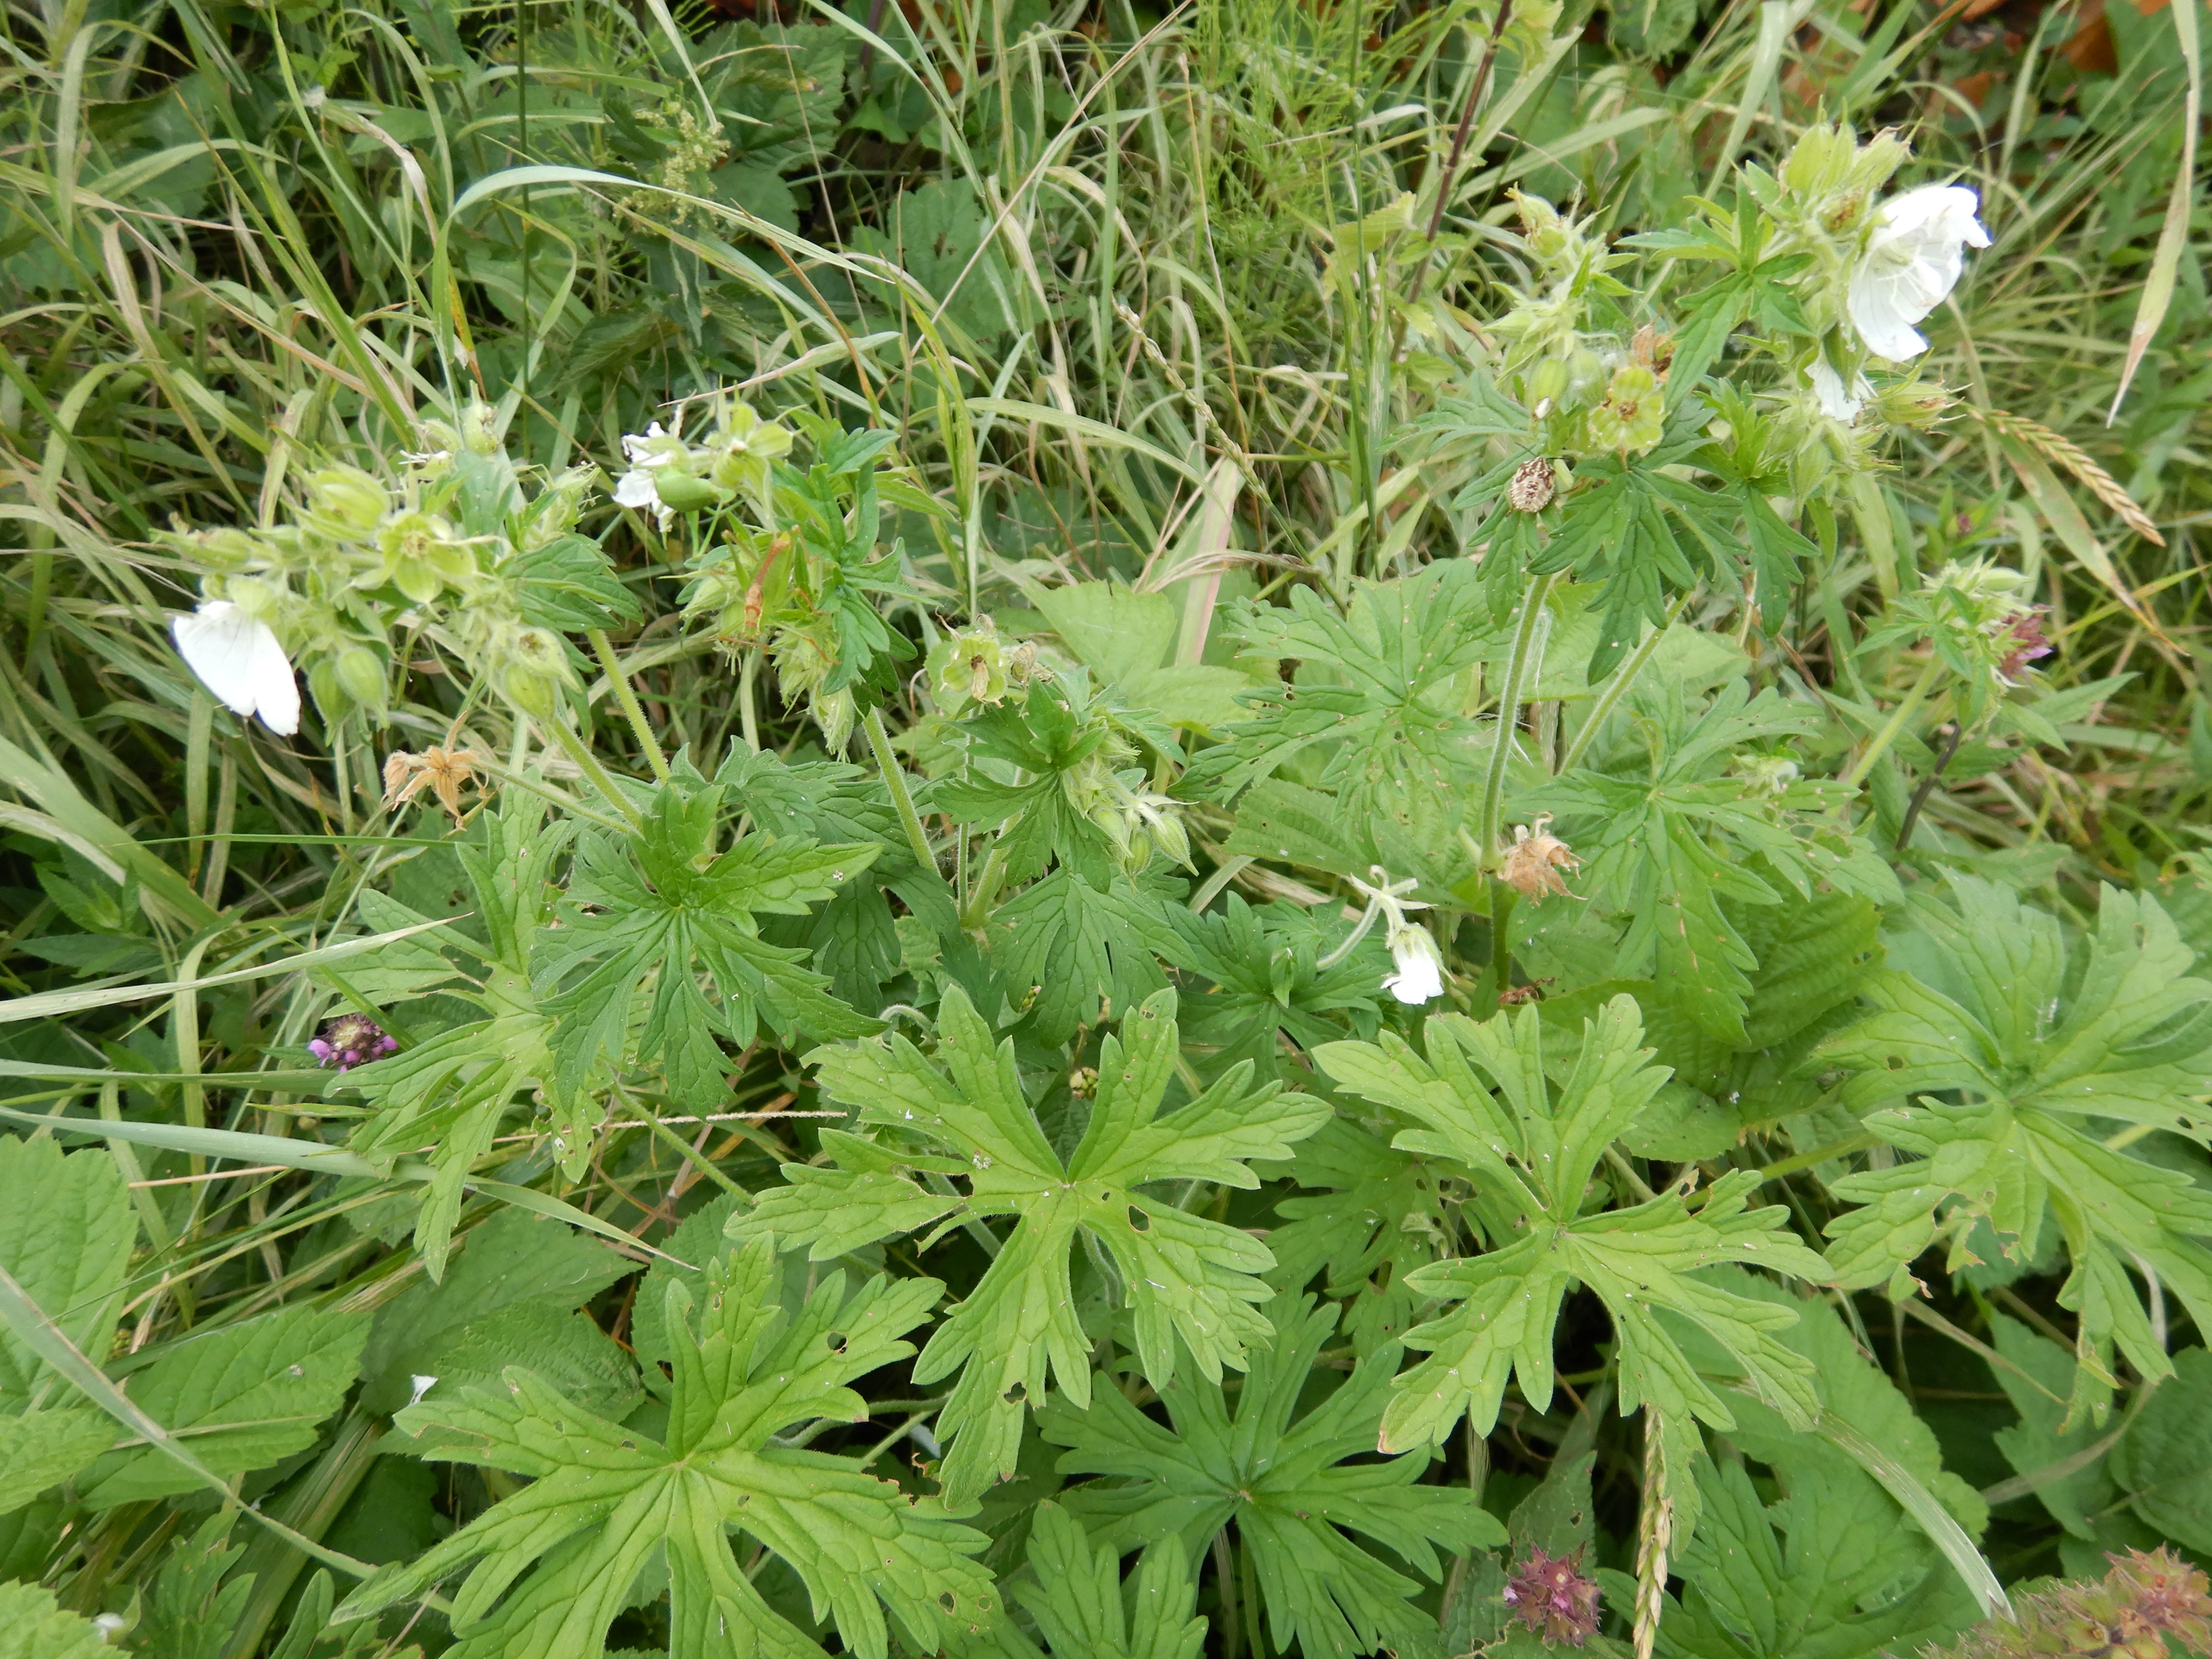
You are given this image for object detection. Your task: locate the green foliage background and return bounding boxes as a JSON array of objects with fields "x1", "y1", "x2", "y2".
[{"x1": 0, "y1": 0, "x2": 2209, "y2": 1655}]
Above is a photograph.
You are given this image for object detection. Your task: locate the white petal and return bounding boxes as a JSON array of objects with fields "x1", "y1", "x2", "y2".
[
  {"x1": 408, "y1": 1374, "x2": 439, "y2": 1407},
  {"x1": 174, "y1": 603, "x2": 299, "y2": 733},
  {"x1": 1809, "y1": 361, "x2": 1863, "y2": 421},
  {"x1": 1847, "y1": 270, "x2": 1931, "y2": 362},
  {"x1": 612, "y1": 469, "x2": 660, "y2": 510}
]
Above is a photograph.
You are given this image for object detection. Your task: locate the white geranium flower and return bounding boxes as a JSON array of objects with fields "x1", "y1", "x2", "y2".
[
  {"x1": 613, "y1": 422, "x2": 692, "y2": 530},
  {"x1": 1809, "y1": 359, "x2": 1873, "y2": 422},
  {"x1": 172, "y1": 601, "x2": 300, "y2": 735},
  {"x1": 1381, "y1": 920, "x2": 1447, "y2": 1006},
  {"x1": 1847, "y1": 183, "x2": 1990, "y2": 362}
]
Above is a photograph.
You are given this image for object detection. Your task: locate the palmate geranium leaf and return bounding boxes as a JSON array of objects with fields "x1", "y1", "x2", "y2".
[
  {"x1": 338, "y1": 1236, "x2": 997, "y2": 1659},
  {"x1": 341, "y1": 797, "x2": 577, "y2": 1276},
  {"x1": 1816, "y1": 877, "x2": 2212, "y2": 1420},
  {"x1": 1314, "y1": 997, "x2": 1830, "y2": 1470},
  {"x1": 1528, "y1": 679, "x2": 1897, "y2": 1042},
  {"x1": 732, "y1": 986, "x2": 1328, "y2": 1505},
  {"x1": 1005, "y1": 1501, "x2": 1207, "y2": 1659},
  {"x1": 1181, "y1": 564, "x2": 1494, "y2": 814},
  {"x1": 534, "y1": 763, "x2": 880, "y2": 1109},
  {"x1": 1045, "y1": 1292, "x2": 1504, "y2": 1659}
]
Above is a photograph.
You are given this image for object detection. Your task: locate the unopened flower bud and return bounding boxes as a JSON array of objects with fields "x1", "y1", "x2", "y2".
[{"x1": 652, "y1": 471, "x2": 720, "y2": 513}]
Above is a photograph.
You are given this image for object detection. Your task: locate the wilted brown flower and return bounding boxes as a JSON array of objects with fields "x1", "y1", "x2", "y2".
[
  {"x1": 1504, "y1": 1547, "x2": 1602, "y2": 1647},
  {"x1": 1508, "y1": 457, "x2": 1557, "y2": 513},
  {"x1": 1499, "y1": 815, "x2": 1581, "y2": 902},
  {"x1": 1996, "y1": 607, "x2": 2054, "y2": 683},
  {"x1": 384, "y1": 745, "x2": 486, "y2": 824}
]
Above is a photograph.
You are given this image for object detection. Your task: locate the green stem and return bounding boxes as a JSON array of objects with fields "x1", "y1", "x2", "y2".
[
  {"x1": 864, "y1": 706, "x2": 939, "y2": 878},
  {"x1": 1557, "y1": 591, "x2": 1691, "y2": 773},
  {"x1": 622, "y1": 1089, "x2": 741, "y2": 1197},
  {"x1": 739, "y1": 647, "x2": 762, "y2": 753},
  {"x1": 541, "y1": 717, "x2": 645, "y2": 830},
  {"x1": 1486, "y1": 878, "x2": 1517, "y2": 1004},
  {"x1": 961, "y1": 841, "x2": 1008, "y2": 932},
  {"x1": 588, "y1": 627, "x2": 669, "y2": 783},
  {"x1": 1841, "y1": 654, "x2": 1942, "y2": 791},
  {"x1": 1477, "y1": 570, "x2": 1557, "y2": 867}
]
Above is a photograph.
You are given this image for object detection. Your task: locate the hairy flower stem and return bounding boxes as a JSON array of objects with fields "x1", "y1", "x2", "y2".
[
  {"x1": 961, "y1": 842, "x2": 1009, "y2": 933},
  {"x1": 864, "y1": 706, "x2": 939, "y2": 878},
  {"x1": 1842, "y1": 653, "x2": 1943, "y2": 791},
  {"x1": 541, "y1": 716, "x2": 644, "y2": 831},
  {"x1": 587, "y1": 627, "x2": 669, "y2": 784},
  {"x1": 1487, "y1": 878, "x2": 1517, "y2": 1002},
  {"x1": 1558, "y1": 592, "x2": 1691, "y2": 773},
  {"x1": 1478, "y1": 571, "x2": 1557, "y2": 868}
]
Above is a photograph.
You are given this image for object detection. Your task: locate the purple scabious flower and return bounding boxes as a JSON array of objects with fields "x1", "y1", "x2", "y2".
[{"x1": 310, "y1": 1012, "x2": 397, "y2": 1071}]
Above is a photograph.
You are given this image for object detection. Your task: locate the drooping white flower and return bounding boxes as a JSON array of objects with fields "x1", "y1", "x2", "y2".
[
  {"x1": 1847, "y1": 183, "x2": 1990, "y2": 362},
  {"x1": 1381, "y1": 920, "x2": 1447, "y2": 1006},
  {"x1": 171, "y1": 601, "x2": 300, "y2": 735},
  {"x1": 1809, "y1": 359, "x2": 1873, "y2": 422}
]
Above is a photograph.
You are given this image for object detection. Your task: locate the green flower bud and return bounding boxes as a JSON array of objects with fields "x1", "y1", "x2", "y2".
[{"x1": 305, "y1": 466, "x2": 388, "y2": 538}]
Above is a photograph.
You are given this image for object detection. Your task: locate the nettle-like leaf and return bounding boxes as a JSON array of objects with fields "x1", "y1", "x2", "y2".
[
  {"x1": 343, "y1": 795, "x2": 575, "y2": 1275},
  {"x1": 1182, "y1": 563, "x2": 1495, "y2": 813},
  {"x1": 732, "y1": 986, "x2": 1329, "y2": 1504},
  {"x1": 339, "y1": 1236, "x2": 996, "y2": 1659},
  {"x1": 1529, "y1": 679, "x2": 1898, "y2": 1042},
  {"x1": 1045, "y1": 1292, "x2": 1504, "y2": 1659},
  {"x1": 1005, "y1": 1501, "x2": 1207, "y2": 1659},
  {"x1": 0, "y1": 1138, "x2": 136, "y2": 1510},
  {"x1": 1817, "y1": 878, "x2": 2212, "y2": 1420},
  {"x1": 535, "y1": 762, "x2": 881, "y2": 1109},
  {"x1": 1314, "y1": 997, "x2": 1830, "y2": 1464}
]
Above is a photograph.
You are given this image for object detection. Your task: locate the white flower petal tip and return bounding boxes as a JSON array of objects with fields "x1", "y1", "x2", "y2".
[
  {"x1": 1382, "y1": 922, "x2": 1447, "y2": 1005},
  {"x1": 1809, "y1": 360, "x2": 1874, "y2": 422},
  {"x1": 172, "y1": 601, "x2": 300, "y2": 735},
  {"x1": 408, "y1": 1374, "x2": 439, "y2": 1407},
  {"x1": 1847, "y1": 183, "x2": 1991, "y2": 363}
]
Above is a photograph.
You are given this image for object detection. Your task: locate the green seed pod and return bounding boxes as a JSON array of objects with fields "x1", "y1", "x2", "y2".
[
  {"x1": 653, "y1": 470, "x2": 720, "y2": 513},
  {"x1": 334, "y1": 644, "x2": 386, "y2": 708}
]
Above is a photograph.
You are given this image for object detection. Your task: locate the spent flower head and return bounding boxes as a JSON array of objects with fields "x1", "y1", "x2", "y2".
[{"x1": 1504, "y1": 1547, "x2": 1602, "y2": 1647}]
